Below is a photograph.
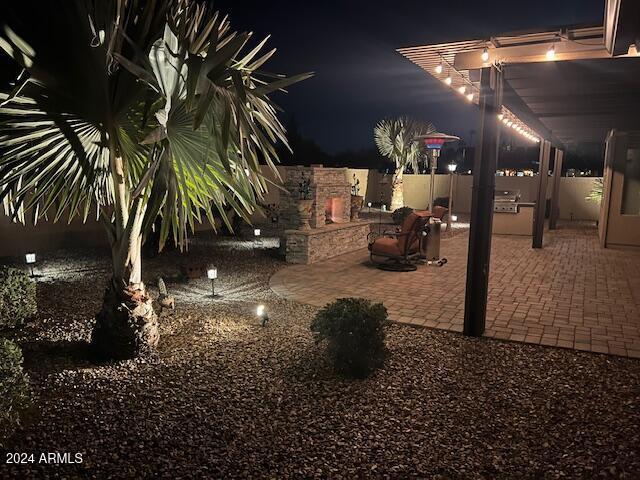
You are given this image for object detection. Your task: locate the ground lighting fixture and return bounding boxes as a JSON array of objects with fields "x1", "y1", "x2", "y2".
[
  {"x1": 256, "y1": 304, "x2": 269, "y2": 327},
  {"x1": 25, "y1": 252, "x2": 36, "y2": 277},
  {"x1": 207, "y1": 265, "x2": 218, "y2": 297}
]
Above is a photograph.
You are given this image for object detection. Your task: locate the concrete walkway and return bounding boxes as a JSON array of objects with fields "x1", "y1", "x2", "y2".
[{"x1": 270, "y1": 223, "x2": 640, "y2": 358}]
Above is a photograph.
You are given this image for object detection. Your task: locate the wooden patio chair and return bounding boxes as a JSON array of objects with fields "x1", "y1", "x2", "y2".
[{"x1": 367, "y1": 212, "x2": 431, "y2": 271}]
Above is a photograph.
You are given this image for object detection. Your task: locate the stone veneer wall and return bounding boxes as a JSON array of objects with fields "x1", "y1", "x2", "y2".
[
  {"x1": 279, "y1": 166, "x2": 351, "y2": 230},
  {"x1": 285, "y1": 221, "x2": 371, "y2": 264}
]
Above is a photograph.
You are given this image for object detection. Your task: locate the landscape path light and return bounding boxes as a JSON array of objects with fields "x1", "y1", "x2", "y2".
[
  {"x1": 257, "y1": 304, "x2": 269, "y2": 327},
  {"x1": 25, "y1": 252, "x2": 36, "y2": 277},
  {"x1": 207, "y1": 265, "x2": 219, "y2": 298}
]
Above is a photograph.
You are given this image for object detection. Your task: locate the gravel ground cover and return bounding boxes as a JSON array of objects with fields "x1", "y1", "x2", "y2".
[{"x1": 1, "y1": 235, "x2": 639, "y2": 479}]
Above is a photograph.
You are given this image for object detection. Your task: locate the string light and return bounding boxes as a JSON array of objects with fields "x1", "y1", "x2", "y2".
[
  {"x1": 435, "y1": 63, "x2": 443, "y2": 74},
  {"x1": 481, "y1": 47, "x2": 489, "y2": 62},
  {"x1": 466, "y1": 93, "x2": 474, "y2": 101},
  {"x1": 497, "y1": 110, "x2": 540, "y2": 143},
  {"x1": 546, "y1": 44, "x2": 556, "y2": 60},
  {"x1": 444, "y1": 75, "x2": 452, "y2": 85},
  {"x1": 458, "y1": 85, "x2": 466, "y2": 94}
]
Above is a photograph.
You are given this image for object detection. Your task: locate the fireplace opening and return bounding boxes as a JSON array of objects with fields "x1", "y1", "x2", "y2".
[{"x1": 324, "y1": 197, "x2": 345, "y2": 224}]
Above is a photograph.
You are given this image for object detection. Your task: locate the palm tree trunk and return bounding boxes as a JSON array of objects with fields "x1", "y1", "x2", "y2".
[
  {"x1": 92, "y1": 247, "x2": 159, "y2": 360},
  {"x1": 91, "y1": 151, "x2": 159, "y2": 359},
  {"x1": 390, "y1": 168, "x2": 404, "y2": 211}
]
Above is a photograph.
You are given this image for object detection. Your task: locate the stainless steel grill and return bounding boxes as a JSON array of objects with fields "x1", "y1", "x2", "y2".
[{"x1": 494, "y1": 190, "x2": 521, "y2": 214}]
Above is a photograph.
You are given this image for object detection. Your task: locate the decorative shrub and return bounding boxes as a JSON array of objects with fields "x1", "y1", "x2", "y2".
[
  {"x1": 311, "y1": 298, "x2": 388, "y2": 378},
  {"x1": 0, "y1": 339, "x2": 31, "y2": 444},
  {"x1": 0, "y1": 267, "x2": 37, "y2": 328},
  {"x1": 392, "y1": 206, "x2": 414, "y2": 225}
]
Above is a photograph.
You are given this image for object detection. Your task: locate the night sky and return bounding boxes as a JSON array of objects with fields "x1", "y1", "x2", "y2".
[
  {"x1": 0, "y1": 1, "x2": 605, "y2": 156},
  {"x1": 215, "y1": 0, "x2": 604, "y2": 154}
]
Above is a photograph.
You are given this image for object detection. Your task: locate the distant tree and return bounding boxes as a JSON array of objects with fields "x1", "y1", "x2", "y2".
[{"x1": 374, "y1": 117, "x2": 434, "y2": 210}]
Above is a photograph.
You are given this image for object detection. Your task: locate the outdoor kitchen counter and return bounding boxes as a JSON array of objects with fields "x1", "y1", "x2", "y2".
[{"x1": 493, "y1": 203, "x2": 534, "y2": 236}]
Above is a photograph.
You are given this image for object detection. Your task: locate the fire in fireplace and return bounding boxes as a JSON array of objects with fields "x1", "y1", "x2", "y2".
[{"x1": 324, "y1": 196, "x2": 345, "y2": 224}]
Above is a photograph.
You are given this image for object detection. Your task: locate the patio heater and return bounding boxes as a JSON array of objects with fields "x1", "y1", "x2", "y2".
[{"x1": 415, "y1": 132, "x2": 459, "y2": 211}]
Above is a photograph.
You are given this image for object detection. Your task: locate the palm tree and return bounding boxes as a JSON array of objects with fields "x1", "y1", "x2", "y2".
[
  {"x1": 374, "y1": 117, "x2": 434, "y2": 211},
  {"x1": 0, "y1": 0, "x2": 311, "y2": 359}
]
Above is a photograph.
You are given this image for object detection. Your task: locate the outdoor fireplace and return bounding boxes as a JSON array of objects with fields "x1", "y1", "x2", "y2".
[{"x1": 279, "y1": 166, "x2": 370, "y2": 264}]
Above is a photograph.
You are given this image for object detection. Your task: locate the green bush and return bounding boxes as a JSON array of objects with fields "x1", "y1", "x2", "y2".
[
  {"x1": 0, "y1": 267, "x2": 37, "y2": 328},
  {"x1": 311, "y1": 298, "x2": 388, "y2": 378},
  {"x1": 392, "y1": 206, "x2": 414, "y2": 225},
  {"x1": 0, "y1": 339, "x2": 31, "y2": 444}
]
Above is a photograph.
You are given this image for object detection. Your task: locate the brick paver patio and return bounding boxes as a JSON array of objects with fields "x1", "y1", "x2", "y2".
[{"x1": 270, "y1": 223, "x2": 640, "y2": 358}]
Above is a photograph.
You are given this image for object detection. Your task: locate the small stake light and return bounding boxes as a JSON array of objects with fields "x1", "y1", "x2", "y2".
[
  {"x1": 25, "y1": 253, "x2": 36, "y2": 277},
  {"x1": 253, "y1": 228, "x2": 263, "y2": 248},
  {"x1": 207, "y1": 265, "x2": 218, "y2": 297},
  {"x1": 257, "y1": 304, "x2": 269, "y2": 327}
]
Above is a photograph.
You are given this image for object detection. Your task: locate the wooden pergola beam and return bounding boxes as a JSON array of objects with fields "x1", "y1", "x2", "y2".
[{"x1": 453, "y1": 37, "x2": 609, "y2": 70}]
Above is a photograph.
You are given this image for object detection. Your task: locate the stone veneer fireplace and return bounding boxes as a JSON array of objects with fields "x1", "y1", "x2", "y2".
[{"x1": 279, "y1": 166, "x2": 370, "y2": 264}]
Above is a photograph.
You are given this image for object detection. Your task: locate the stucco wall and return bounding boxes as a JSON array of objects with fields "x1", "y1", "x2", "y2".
[
  {"x1": 0, "y1": 167, "x2": 601, "y2": 257},
  {"x1": 558, "y1": 177, "x2": 601, "y2": 221},
  {"x1": 400, "y1": 174, "x2": 600, "y2": 221},
  {"x1": 0, "y1": 214, "x2": 107, "y2": 257}
]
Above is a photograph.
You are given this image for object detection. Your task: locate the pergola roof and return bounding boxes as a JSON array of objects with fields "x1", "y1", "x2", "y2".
[
  {"x1": 397, "y1": 2, "x2": 640, "y2": 148},
  {"x1": 503, "y1": 58, "x2": 640, "y2": 145}
]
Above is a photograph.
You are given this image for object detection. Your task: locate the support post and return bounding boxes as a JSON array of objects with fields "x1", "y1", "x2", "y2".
[
  {"x1": 549, "y1": 149, "x2": 563, "y2": 229},
  {"x1": 463, "y1": 67, "x2": 502, "y2": 337},
  {"x1": 446, "y1": 172, "x2": 454, "y2": 231},
  {"x1": 532, "y1": 140, "x2": 552, "y2": 248},
  {"x1": 428, "y1": 152, "x2": 437, "y2": 211}
]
